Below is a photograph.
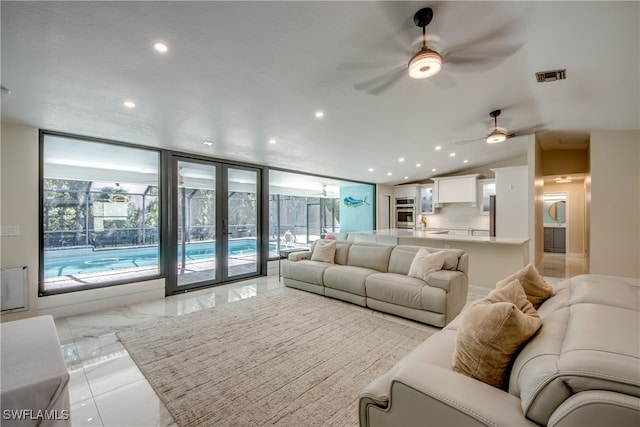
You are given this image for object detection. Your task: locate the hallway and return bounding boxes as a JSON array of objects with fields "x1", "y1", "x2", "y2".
[{"x1": 540, "y1": 252, "x2": 588, "y2": 279}]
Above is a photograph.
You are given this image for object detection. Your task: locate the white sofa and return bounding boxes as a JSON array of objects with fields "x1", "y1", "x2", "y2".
[
  {"x1": 282, "y1": 240, "x2": 469, "y2": 327},
  {"x1": 359, "y1": 274, "x2": 640, "y2": 427}
]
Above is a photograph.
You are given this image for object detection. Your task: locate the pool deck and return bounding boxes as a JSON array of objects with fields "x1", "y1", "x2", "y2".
[{"x1": 43, "y1": 250, "x2": 285, "y2": 291}]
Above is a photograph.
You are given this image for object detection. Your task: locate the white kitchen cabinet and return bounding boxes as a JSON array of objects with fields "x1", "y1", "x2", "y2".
[
  {"x1": 394, "y1": 184, "x2": 418, "y2": 200},
  {"x1": 447, "y1": 228, "x2": 471, "y2": 236},
  {"x1": 432, "y1": 174, "x2": 478, "y2": 205},
  {"x1": 492, "y1": 166, "x2": 528, "y2": 239},
  {"x1": 419, "y1": 184, "x2": 435, "y2": 214}
]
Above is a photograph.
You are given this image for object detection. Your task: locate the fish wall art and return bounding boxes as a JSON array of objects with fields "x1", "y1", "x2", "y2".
[{"x1": 343, "y1": 195, "x2": 368, "y2": 208}]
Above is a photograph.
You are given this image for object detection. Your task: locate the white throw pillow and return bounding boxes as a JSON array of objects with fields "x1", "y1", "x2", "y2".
[
  {"x1": 407, "y1": 248, "x2": 446, "y2": 281},
  {"x1": 311, "y1": 240, "x2": 336, "y2": 263}
]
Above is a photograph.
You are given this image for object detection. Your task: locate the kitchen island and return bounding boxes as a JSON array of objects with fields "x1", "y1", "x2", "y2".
[{"x1": 347, "y1": 229, "x2": 530, "y2": 289}]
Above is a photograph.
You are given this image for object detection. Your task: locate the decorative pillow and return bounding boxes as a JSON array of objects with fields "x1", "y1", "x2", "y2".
[
  {"x1": 452, "y1": 279, "x2": 542, "y2": 388},
  {"x1": 407, "y1": 248, "x2": 446, "y2": 281},
  {"x1": 310, "y1": 240, "x2": 336, "y2": 263},
  {"x1": 441, "y1": 249, "x2": 464, "y2": 270},
  {"x1": 496, "y1": 263, "x2": 553, "y2": 308}
]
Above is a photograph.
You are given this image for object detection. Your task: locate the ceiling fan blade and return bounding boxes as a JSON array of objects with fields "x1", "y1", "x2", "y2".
[
  {"x1": 517, "y1": 124, "x2": 547, "y2": 134},
  {"x1": 430, "y1": 71, "x2": 457, "y2": 89},
  {"x1": 444, "y1": 42, "x2": 523, "y2": 72},
  {"x1": 439, "y1": 17, "x2": 524, "y2": 72},
  {"x1": 337, "y1": 58, "x2": 404, "y2": 72},
  {"x1": 447, "y1": 18, "x2": 522, "y2": 53},
  {"x1": 454, "y1": 137, "x2": 483, "y2": 146},
  {"x1": 354, "y1": 65, "x2": 406, "y2": 95},
  {"x1": 497, "y1": 125, "x2": 547, "y2": 142}
]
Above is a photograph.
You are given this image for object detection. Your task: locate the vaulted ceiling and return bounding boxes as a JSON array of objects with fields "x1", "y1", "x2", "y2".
[{"x1": 2, "y1": 1, "x2": 638, "y2": 186}]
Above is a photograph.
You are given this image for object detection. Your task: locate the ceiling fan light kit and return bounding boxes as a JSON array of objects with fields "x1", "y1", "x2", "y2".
[
  {"x1": 486, "y1": 109, "x2": 507, "y2": 143},
  {"x1": 408, "y1": 7, "x2": 443, "y2": 80},
  {"x1": 486, "y1": 130, "x2": 507, "y2": 144},
  {"x1": 408, "y1": 47, "x2": 443, "y2": 79}
]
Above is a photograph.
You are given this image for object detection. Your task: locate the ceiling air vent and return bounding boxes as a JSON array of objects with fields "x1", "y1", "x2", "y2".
[{"x1": 535, "y1": 69, "x2": 567, "y2": 83}]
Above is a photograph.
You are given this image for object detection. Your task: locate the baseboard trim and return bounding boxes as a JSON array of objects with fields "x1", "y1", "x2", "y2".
[{"x1": 38, "y1": 278, "x2": 165, "y2": 318}]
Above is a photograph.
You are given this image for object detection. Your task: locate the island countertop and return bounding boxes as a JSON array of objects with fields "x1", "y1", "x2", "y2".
[
  {"x1": 349, "y1": 229, "x2": 529, "y2": 245},
  {"x1": 346, "y1": 229, "x2": 530, "y2": 289}
]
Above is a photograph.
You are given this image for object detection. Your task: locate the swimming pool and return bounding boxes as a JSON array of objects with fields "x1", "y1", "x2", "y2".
[{"x1": 43, "y1": 239, "x2": 275, "y2": 278}]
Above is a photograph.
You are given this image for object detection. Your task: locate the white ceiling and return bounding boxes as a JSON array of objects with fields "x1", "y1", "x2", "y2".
[{"x1": 2, "y1": 1, "x2": 638, "y2": 186}]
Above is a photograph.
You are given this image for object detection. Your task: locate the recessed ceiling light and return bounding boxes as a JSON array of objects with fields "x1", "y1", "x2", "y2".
[
  {"x1": 123, "y1": 100, "x2": 136, "y2": 109},
  {"x1": 368, "y1": 168, "x2": 374, "y2": 172},
  {"x1": 416, "y1": 163, "x2": 421, "y2": 167},
  {"x1": 387, "y1": 172, "x2": 392, "y2": 176},
  {"x1": 202, "y1": 141, "x2": 214, "y2": 146},
  {"x1": 153, "y1": 42, "x2": 168, "y2": 53},
  {"x1": 398, "y1": 157, "x2": 405, "y2": 162},
  {"x1": 432, "y1": 168, "x2": 437, "y2": 172},
  {"x1": 315, "y1": 111, "x2": 324, "y2": 118},
  {"x1": 404, "y1": 176, "x2": 409, "y2": 180},
  {"x1": 463, "y1": 159, "x2": 469, "y2": 163},
  {"x1": 449, "y1": 152, "x2": 456, "y2": 157},
  {"x1": 268, "y1": 138, "x2": 277, "y2": 144},
  {"x1": 435, "y1": 145, "x2": 442, "y2": 151}
]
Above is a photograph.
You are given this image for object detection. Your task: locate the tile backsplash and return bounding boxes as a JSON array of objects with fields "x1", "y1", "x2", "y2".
[{"x1": 422, "y1": 203, "x2": 490, "y2": 230}]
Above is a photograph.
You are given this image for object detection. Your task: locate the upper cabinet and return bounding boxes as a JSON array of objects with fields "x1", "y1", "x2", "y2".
[
  {"x1": 419, "y1": 184, "x2": 435, "y2": 214},
  {"x1": 394, "y1": 184, "x2": 418, "y2": 200},
  {"x1": 432, "y1": 174, "x2": 479, "y2": 205}
]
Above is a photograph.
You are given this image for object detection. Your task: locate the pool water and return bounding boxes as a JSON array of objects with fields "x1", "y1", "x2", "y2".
[{"x1": 44, "y1": 239, "x2": 274, "y2": 278}]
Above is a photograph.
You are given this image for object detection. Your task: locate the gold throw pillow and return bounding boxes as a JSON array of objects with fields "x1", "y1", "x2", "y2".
[
  {"x1": 496, "y1": 263, "x2": 553, "y2": 308},
  {"x1": 452, "y1": 279, "x2": 542, "y2": 388}
]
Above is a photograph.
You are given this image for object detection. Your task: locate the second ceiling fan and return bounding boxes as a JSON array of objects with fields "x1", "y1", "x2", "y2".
[{"x1": 455, "y1": 109, "x2": 545, "y2": 145}]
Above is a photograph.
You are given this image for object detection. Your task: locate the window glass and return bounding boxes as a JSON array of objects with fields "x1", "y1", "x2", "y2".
[
  {"x1": 42, "y1": 134, "x2": 160, "y2": 293},
  {"x1": 268, "y1": 170, "x2": 374, "y2": 258}
]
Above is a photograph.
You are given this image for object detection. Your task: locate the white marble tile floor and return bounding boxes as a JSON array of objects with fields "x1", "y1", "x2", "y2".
[
  {"x1": 54, "y1": 271, "x2": 565, "y2": 426},
  {"x1": 57, "y1": 275, "x2": 284, "y2": 427}
]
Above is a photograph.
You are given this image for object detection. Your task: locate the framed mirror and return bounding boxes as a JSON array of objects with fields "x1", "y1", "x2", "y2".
[
  {"x1": 548, "y1": 200, "x2": 566, "y2": 223},
  {"x1": 543, "y1": 193, "x2": 567, "y2": 225}
]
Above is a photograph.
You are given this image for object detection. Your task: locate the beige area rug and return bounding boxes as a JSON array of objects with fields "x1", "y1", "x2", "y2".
[{"x1": 117, "y1": 287, "x2": 433, "y2": 427}]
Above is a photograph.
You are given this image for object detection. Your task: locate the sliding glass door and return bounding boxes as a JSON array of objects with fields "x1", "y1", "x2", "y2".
[
  {"x1": 175, "y1": 160, "x2": 217, "y2": 288},
  {"x1": 225, "y1": 167, "x2": 259, "y2": 279},
  {"x1": 168, "y1": 158, "x2": 262, "y2": 294}
]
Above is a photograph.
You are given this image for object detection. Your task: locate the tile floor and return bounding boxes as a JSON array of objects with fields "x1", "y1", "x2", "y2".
[
  {"x1": 55, "y1": 266, "x2": 571, "y2": 427},
  {"x1": 540, "y1": 252, "x2": 587, "y2": 279},
  {"x1": 57, "y1": 275, "x2": 285, "y2": 427}
]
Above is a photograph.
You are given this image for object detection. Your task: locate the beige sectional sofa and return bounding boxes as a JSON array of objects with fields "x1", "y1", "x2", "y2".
[
  {"x1": 359, "y1": 274, "x2": 640, "y2": 427},
  {"x1": 282, "y1": 240, "x2": 469, "y2": 327}
]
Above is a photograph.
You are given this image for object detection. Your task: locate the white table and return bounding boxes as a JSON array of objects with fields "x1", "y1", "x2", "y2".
[{"x1": 1, "y1": 315, "x2": 71, "y2": 426}]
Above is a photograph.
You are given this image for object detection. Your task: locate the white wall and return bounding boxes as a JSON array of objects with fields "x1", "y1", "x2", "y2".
[
  {"x1": 590, "y1": 130, "x2": 640, "y2": 277},
  {"x1": 376, "y1": 184, "x2": 393, "y2": 230},
  {"x1": 1, "y1": 124, "x2": 40, "y2": 321},
  {"x1": 532, "y1": 135, "x2": 545, "y2": 268}
]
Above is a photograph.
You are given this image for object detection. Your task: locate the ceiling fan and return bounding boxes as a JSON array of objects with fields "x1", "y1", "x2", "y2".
[
  {"x1": 455, "y1": 109, "x2": 544, "y2": 145},
  {"x1": 354, "y1": 5, "x2": 522, "y2": 95},
  {"x1": 315, "y1": 185, "x2": 328, "y2": 197},
  {"x1": 485, "y1": 109, "x2": 512, "y2": 143}
]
